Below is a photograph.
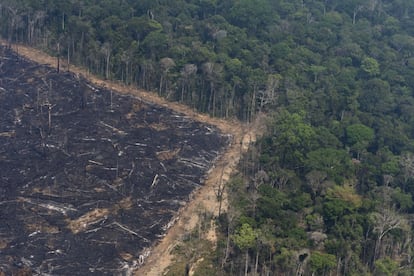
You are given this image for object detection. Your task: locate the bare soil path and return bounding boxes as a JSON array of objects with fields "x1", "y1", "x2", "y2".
[
  {"x1": 137, "y1": 114, "x2": 265, "y2": 276},
  {"x1": 4, "y1": 41, "x2": 266, "y2": 275}
]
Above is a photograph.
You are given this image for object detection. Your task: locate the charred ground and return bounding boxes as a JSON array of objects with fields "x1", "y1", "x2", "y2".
[{"x1": 0, "y1": 47, "x2": 229, "y2": 275}]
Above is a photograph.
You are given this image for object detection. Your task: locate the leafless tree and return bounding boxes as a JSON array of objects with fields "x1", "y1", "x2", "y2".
[
  {"x1": 305, "y1": 170, "x2": 328, "y2": 198},
  {"x1": 202, "y1": 62, "x2": 223, "y2": 116},
  {"x1": 370, "y1": 208, "x2": 407, "y2": 262},
  {"x1": 353, "y1": 4, "x2": 365, "y2": 24},
  {"x1": 159, "y1": 57, "x2": 175, "y2": 96},
  {"x1": 258, "y1": 73, "x2": 281, "y2": 110},
  {"x1": 27, "y1": 10, "x2": 45, "y2": 45},
  {"x1": 180, "y1": 63, "x2": 197, "y2": 102},
  {"x1": 5, "y1": 5, "x2": 19, "y2": 46},
  {"x1": 400, "y1": 152, "x2": 414, "y2": 182},
  {"x1": 101, "y1": 42, "x2": 111, "y2": 79}
]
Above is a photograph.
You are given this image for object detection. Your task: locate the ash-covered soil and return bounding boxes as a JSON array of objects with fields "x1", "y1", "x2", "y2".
[{"x1": 0, "y1": 47, "x2": 229, "y2": 275}]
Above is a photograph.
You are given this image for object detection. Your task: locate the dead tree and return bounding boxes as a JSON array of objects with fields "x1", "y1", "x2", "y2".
[
  {"x1": 57, "y1": 41, "x2": 60, "y2": 73},
  {"x1": 370, "y1": 208, "x2": 407, "y2": 265},
  {"x1": 101, "y1": 42, "x2": 111, "y2": 79},
  {"x1": 6, "y1": 6, "x2": 18, "y2": 47},
  {"x1": 159, "y1": 57, "x2": 175, "y2": 96},
  {"x1": 45, "y1": 101, "x2": 55, "y2": 135},
  {"x1": 27, "y1": 10, "x2": 45, "y2": 45},
  {"x1": 180, "y1": 63, "x2": 197, "y2": 102}
]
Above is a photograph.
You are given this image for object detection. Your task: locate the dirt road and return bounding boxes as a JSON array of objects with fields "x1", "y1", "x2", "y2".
[
  {"x1": 3, "y1": 41, "x2": 264, "y2": 275},
  {"x1": 136, "y1": 114, "x2": 265, "y2": 276}
]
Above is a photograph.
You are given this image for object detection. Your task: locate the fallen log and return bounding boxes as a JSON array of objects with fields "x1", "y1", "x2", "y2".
[
  {"x1": 66, "y1": 208, "x2": 110, "y2": 234},
  {"x1": 18, "y1": 197, "x2": 78, "y2": 215},
  {"x1": 88, "y1": 160, "x2": 104, "y2": 166},
  {"x1": 150, "y1": 174, "x2": 159, "y2": 188},
  {"x1": 177, "y1": 158, "x2": 209, "y2": 169},
  {"x1": 156, "y1": 148, "x2": 180, "y2": 161},
  {"x1": 111, "y1": 222, "x2": 149, "y2": 242},
  {"x1": 99, "y1": 121, "x2": 127, "y2": 136},
  {"x1": 0, "y1": 131, "x2": 15, "y2": 137}
]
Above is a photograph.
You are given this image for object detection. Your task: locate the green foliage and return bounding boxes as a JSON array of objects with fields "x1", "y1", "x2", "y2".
[
  {"x1": 289, "y1": 192, "x2": 312, "y2": 211},
  {"x1": 229, "y1": 0, "x2": 273, "y2": 32},
  {"x1": 361, "y1": 57, "x2": 380, "y2": 77},
  {"x1": 359, "y1": 79, "x2": 394, "y2": 114},
  {"x1": 308, "y1": 65, "x2": 327, "y2": 82},
  {"x1": 3, "y1": 0, "x2": 414, "y2": 274},
  {"x1": 273, "y1": 247, "x2": 296, "y2": 272},
  {"x1": 346, "y1": 124, "x2": 375, "y2": 146},
  {"x1": 346, "y1": 123, "x2": 375, "y2": 157},
  {"x1": 323, "y1": 186, "x2": 363, "y2": 226},
  {"x1": 232, "y1": 223, "x2": 257, "y2": 251},
  {"x1": 375, "y1": 257, "x2": 398, "y2": 276},
  {"x1": 305, "y1": 148, "x2": 351, "y2": 181},
  {"x1": 257, "y1": 185, "x2": 289, "y2": 220},
  {"x1": 381, "y1": 159, "x2": 400, "y2": 175},
  {"x1": 392, "y1": 188, "x2": 414, "y2": 211},
  {"x1": 266, "y1": 110, "x2": 316, "y2": 168},
  {"x1": 309, "y1": 251, "x2": 336, "y2": 274},
  {"x1": 142, "y1": 31, "x2": 168, "y2": 58}
]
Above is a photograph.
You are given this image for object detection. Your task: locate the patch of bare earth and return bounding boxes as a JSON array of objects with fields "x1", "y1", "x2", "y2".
[
  {"x1": 136, "y1": 113, "x2": 266, "y2": 276},
  {"x1": 4, "y1": 41, "x2": 266, "y2": 275}
]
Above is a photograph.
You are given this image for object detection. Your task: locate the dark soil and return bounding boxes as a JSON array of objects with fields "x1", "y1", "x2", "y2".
[{"x1": 0, "y1": 47, "x2": 229, "y2": 275}]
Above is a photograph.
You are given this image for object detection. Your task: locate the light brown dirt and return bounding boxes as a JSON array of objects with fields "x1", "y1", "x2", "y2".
[
  {"x1": 66, "y1": 208, "x2": 111, "y2": 234},
  {"x1": 136, "y1": 113, "x2": 265, "y2": 276},
  {"x1": 3, "y1": 41, "x2": 266, "y2": 275}
]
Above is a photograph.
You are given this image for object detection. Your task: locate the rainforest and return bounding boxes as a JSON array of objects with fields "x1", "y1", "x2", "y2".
[{"x1": 2, "y1": 0, "x2": 414, "y2": 275}]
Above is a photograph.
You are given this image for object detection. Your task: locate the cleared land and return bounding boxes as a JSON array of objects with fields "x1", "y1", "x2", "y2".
[
  {"x1": 0, "y1": 46, "x2": 230, "y2": 275},
  {"x1": 1, "y1": 42, "x2": 263, "y2": 275}
]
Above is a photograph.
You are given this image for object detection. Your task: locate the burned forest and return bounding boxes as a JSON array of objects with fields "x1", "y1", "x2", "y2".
[{"x1": 0, "y1": 46, "x2": 230, "y2": 275}]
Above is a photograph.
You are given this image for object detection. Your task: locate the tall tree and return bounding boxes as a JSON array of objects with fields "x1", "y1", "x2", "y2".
[{"x1": 232, "y1": 223, "x2": 258, "y2": 276}]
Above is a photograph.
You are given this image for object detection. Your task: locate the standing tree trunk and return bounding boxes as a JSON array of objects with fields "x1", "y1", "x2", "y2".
[
  {"x1": 101, "y1": 43, "x2": 111, "y2": 79},
  {"x1": 222, "y1": 225, "x2": 231, "y2": 269},
  {"x1": 57, "y1": 41, "x2": 60, "y2": 73},
  {"x1": 245, "y1": 249, "x2": 249, "y2": 276},
  {"x1": 371, "y1": 208, "x2": 405, "y2": 268},
  {"x1": 159, "y1": 57, "x2": 175, "y2": 96},
  {"x1": 255, "y1": 249, "x2": 259, "y2": 276},
  {"x1": 6, "y1": 6, "x2": 18, "y2": 46},
  {"x1": 67, "y1": 39, "x2": 71, "y2": 71},
  {"x1": 353, "y1": 5, "x2": 363, "y2": 24}
]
